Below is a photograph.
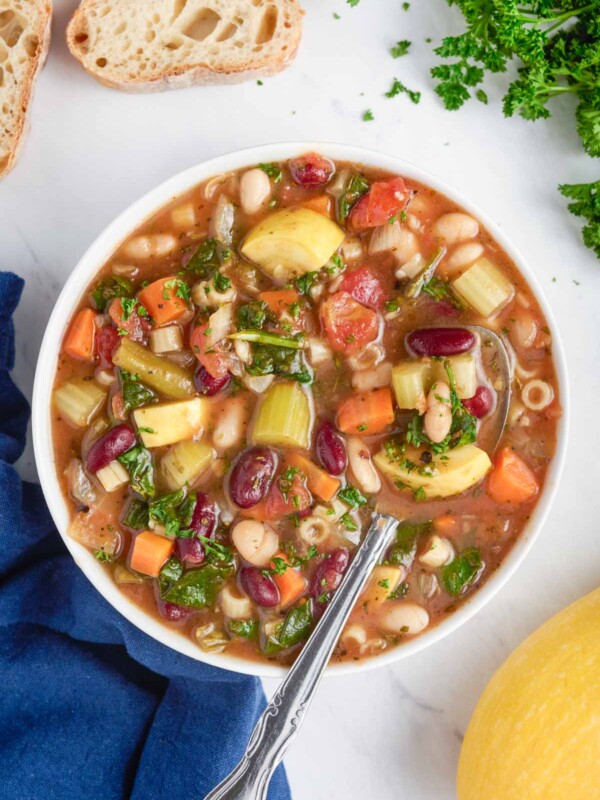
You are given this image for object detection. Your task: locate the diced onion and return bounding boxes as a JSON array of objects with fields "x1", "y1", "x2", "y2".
[
  {"x1": 210, "y1": 194, "x2": 235, "y2": 246},
  {"x1": 369, "y1": 221, "x2": 418, "y2": 263},
  {"x1": 66, "y1": 458, "x2": 96, "y2": 505},
  {"x1": 205, "y1": 303, "x2": 233, "y2": 348}
]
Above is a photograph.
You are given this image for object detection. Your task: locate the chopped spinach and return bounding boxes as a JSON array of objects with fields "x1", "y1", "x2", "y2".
[
  {"x1": 149, "y1": 489, "x2": 195, "y2": 537},
  {"x1": 236, "y1": 300, "x2": 272, "y2": 330},
  {"x1": 441, "y1": 548, "x2": 483, "y2": 597},
  {"x1": 117, "y1": 446, "x2": 155, "y2": 499},
  {"x1": 229, "y1": 619, "x2": 259, "y2": 640},
  {"x1": 338, "y1": 173, "x2": 370, "y2": 223},
  {"x1": 246, "y1": 343, "x2": 312, "y2": 384},
  {"x1": 264, "y1": 601, "x2": 313, "y2": 654},
  {"x1": 387, "y1": 520, "x2": 431, "y2": 569},
  {"x1": 184, "y1": 237, "x2": 230, "y2": 278},
  {"x1": 120, "y1": 370, "x2": 156, "y2": 412},
  {"x1": 162, "y1": 563, "x2": 233, "y2": 608},
  {"x1": 122, "y1": 498, "x2": 149, "y2": 530},
  {"x1": 91, "y1": 276, "x2": 133, "y2": 312},
  {"x1": 158, "y1": 555, "x2": 184, "y2": 597}
]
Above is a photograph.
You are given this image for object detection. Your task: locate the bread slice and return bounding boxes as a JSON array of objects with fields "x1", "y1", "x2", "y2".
[
  {"x1": 0, "y1": 0, "x2": 52, "y2": 178},
  {"x1": 66, "y1": 0, "x2": 303, "y2": 92}
]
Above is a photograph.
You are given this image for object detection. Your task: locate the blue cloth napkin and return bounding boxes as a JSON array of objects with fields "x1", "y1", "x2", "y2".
[{"x1": 0, "y1": 272, "x2": 290, "y2": 800}]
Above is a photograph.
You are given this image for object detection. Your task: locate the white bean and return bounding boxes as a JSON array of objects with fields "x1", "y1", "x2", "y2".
[
  {"x1": 212, "y1": 396, "x2": 248, "y2": 451},
  {"x1": 192, "y1": 277, "x2": 237, "y2": 308},
  {"x1": 432, "y1": 213, "x2": 479, "y2": 245},
  {"x1": 219, "y1": 583, "x2": 254, "y2": 619},
  {"x1": 380, "y1": 602, "x2": 429, "y2": 635},
  {"x1": 511, "y1": 311, "x2": 538, "y2": 349},
  {"x1": 522, "y1": 379, "x2": 554, "y2": 411},
  {"x1": 351, "y1": 362, "x2": 392, "y2": 392},
  {"x1": 153, "y1": 233, "x2": 178, "y2": 257},
  {"x1": 298, "y1": 516, "x2": 331, "y2": 546},
  {"x1": 347, "y1": 437, "x2": 381, "y2": 494},
  {"x1": 446, "y1": 241, "x2": 484, "y2": 271},
  {"x1": 240, "y1": 168, "x2": 271, "y2": 215},
  {"x1": 423, "y1": 381, "x2": 452, "y2": 443},
  {"x1": 395, "y1": 252, "x2": 424, "y2": 280},
  {"x1": 418, "y1": 535, "x2": 455, "y2": 568},
  {"x1": 122, "y1": 235, "x2": 152, "y2": 259},
  {"x1": 231, "y1": 520, "x2": 279, "y2": 567}
]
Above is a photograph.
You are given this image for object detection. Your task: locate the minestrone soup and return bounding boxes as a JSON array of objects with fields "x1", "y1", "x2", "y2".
[{"x1": 52, "y1": 153, "x2": 561, "y2": 665}]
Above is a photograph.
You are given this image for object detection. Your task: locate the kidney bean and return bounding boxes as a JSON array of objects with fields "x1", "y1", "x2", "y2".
[
  {"x1": 288, "y1": 153, "x2": 335, "y2": 187},
  {"x1": 407, "y1": 327, "x2": 475, "y2": 357},
  {"x1": 190, "y1": 493, "x2": 217, "y2": 537},
  {"x1": 463, "y1": 386, "x2": 494, "y2": 418},
  {"x1": 316, "y1": 421, "x2": 347, "y2": 476},
  {"x1": 194, "y1": 364, "x2": 231, "y2": 396},
  {"x1": 310, "y1": 548, "x2": 350, "y2": 611},
  {"x1": 176, "y1": 537, "x2": 206, "y2": 565},
  {"x1": 86, "y1": 424, "x2": 136, "y2": 473},
  {"x1": 240, "y1": 567, "x2": 280, "y2": 607},
  {"x1": 229, "y1": 447, "x2": 277, "y2": 509},
  {"x1": 157, "y1": 600, "x2": 190, "y2": 622},
  {"x1": 96, "y1": 326, "x2": 119, "y2": 369}
]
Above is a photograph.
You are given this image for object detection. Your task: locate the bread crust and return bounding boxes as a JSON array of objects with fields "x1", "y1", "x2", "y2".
[
  {"x1": 0, "y1": 0, "x2": 53, "y2": 179},
  {"x1": 66, "y1": 0, "x2": 303, "y2": 93}
]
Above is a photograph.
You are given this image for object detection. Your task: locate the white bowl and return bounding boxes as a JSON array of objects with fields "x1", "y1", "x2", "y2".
[{"x1": 32, "y1": 143, "x2": 569, "y2": 678}]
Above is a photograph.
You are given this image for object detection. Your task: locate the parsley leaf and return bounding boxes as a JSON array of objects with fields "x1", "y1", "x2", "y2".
[
  {"x1": 391, "y1": 40, "x2": 411, "y2": 58},
  {"x1": 385, "y1": 78, "x2": 421, "y2": 104}
]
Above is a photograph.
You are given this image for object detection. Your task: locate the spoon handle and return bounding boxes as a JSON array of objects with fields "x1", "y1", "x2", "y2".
[{"x1": 204, "y1": 512, "x2": 399, "y2": 800}]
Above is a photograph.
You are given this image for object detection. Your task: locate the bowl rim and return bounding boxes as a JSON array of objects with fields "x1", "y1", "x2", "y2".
[{"x1": 32, "y1": 141, "x2": 569, "y2": 679}]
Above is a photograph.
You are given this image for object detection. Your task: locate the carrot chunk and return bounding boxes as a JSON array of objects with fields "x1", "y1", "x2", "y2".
[
  {"x1": 138, "y1": 276, "x2": 188, "y2": 326},
  {"x1": 271, "y1": 552, "x2": 307, "y2": 609},
  {"x1": 286, "y1": 452, "x2": 341, "y2": 502},
  {"x1": 301, "y1": 195, "x2": 332, "y2": 217},
  {"x1": 130, "y1": 531, "x2": 174, "y2": 577},
  {"x1": 337, "y1": 387, "x2": 395, "y2": 435},
  {"x1": 63, "y1": 308, "x2": 97, "y2": 361},
  {"x1": 258, "y1": 289, "x2": 300, "y2": 316},
  {"x1": 487, "y1": 447, "x2": 539, "y2": 504},
  {"x1": 434, "y1": 514, "x2": 460, "y2": 536}
]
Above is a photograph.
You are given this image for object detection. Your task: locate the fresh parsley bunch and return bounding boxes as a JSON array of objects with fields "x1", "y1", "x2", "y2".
[{"x1": 431, "y1": 0, "x2": 600, "y2": 258}]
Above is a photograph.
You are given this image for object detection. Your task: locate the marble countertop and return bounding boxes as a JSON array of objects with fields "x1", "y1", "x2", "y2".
[{"x1": 4, "y1": 1, "x2": 599, "y2": 797}]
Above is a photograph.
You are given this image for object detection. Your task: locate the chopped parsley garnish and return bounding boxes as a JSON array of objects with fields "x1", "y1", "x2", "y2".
[
  {"x1": 362, "y1": 109, "x2": 375, "y2": 121},
  {"x1": 93, "y1": 549, "x2": 112, "y2": 562},
  {"x1": 391, "y1": 40, "x2": 411, "y2": 58},
  {"x1": 385, "y1": 78, "x2": 421, "y2": 104},
  {"x1": 295, "y1": 271, "x2": 319, "y2": 296},
  {"x1": 259, "y1": 162, "x2": 282, "y2": 182},
  {"x1": 338, "y1": 173, "x2": 370, "y2": 223},
  {"x1": 213, "y1": 272, "x2": 232, "y2": 293},
  {"x1": 340, "y1": 513, "x2": 359, "y2": 532},
  {"x1": 337, "y1": 485, "x2": 368, "y2": 509}
]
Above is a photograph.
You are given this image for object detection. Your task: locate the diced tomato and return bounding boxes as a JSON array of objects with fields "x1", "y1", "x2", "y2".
[
  {"x1": 348, "y1": 176, "x2": 409, "y2": 231},
  {"x1": 339, "y1": 267, "x2": 386, "y2": 310},
  {"x1": 320, "y1": 292, "x2": 379, "y2": 355},
  {"x1": 190, "y1": 322, "x2": 233, "y2": 379},
  {"x1": 108, "y1": 298, "x2": 151, "y2": 343},
  {"x1": 264, "y1": 473, "x2": 312, "y2": 520},
  {"x1": 95, "y1": 326, "x2": 120, "y2": 369}
]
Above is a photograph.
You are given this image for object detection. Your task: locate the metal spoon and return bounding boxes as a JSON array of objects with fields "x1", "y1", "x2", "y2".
[{"x1": 205, "y1": 328, "x2": 511, "y2": 800}]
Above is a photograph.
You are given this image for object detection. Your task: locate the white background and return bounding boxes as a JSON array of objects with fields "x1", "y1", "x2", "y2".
[{"x1": 4, "y1": 2, "x2": 600, "y2": 798}]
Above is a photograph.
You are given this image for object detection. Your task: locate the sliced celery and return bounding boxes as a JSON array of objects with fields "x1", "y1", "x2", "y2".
[
  {"x1": 133, "y1": 398, "x2": 207, "y2": 448},
  {"x1": 431, "y1": 354, "x2": 477, "y2": 399},
  {"x1": 96, "y1": 460, "x2": 130, "y2": 492},
  {"x1": 251, "y1": 381, "x2": 311, "y2": 449},
  {"x1": 54, "y1": 379, "x2": 106, "y2": 427},
  {"x1": 392, "y1": 361, "x2": 430, "y2": 410},
  {"x1": 113, "y1": 338, "x2": 194, "y2": 399},
  {"x1": 452, "y1": 258, "x2": 514, "y2": 318},
  {"x1": 229, "y1": 330, "x2": 303, "y2": 349},
  {"x1": 161, "y1": 440, "x2": 215, "y2": 490}
]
